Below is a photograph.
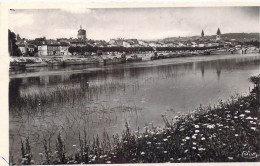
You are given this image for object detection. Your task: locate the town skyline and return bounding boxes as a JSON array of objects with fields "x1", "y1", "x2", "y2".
[{"x1": 9, "y1": 7, "x2": 259, "y2": 41}]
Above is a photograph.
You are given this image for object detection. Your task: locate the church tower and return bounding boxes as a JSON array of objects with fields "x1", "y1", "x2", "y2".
[
  {"x1": 216, "y1": 28, "x2": 221, "y2": 40},
  {"x1": 201, "y1": 29, "x2": 204, "y2": 38},
  {"x1": 77, "y1": 25, "x2": 87, "y2": 40}
]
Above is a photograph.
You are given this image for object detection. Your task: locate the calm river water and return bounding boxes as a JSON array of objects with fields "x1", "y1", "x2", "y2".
[{"x1": 9, "y1": 54, "x2": 260, "y2": 163}]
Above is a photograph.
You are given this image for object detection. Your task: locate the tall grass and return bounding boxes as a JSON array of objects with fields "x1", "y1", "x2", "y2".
[
  {"x1": 10, "y1": 80, "x2": 127, "y2": 112},
  {"x1": 20, "y1": 137, "x2": 33, "y2": 165}
]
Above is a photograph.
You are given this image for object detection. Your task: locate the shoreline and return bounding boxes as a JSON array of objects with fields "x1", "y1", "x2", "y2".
[
  {"x1": 9, "y1": 53, "x2": 260, "y2": 79},
  {"x1": 10, "y1": 50, "x2": 259, "y2": 71},
  {"x1": 15, "y1": 75, "x2": 260, "y2": 165}
]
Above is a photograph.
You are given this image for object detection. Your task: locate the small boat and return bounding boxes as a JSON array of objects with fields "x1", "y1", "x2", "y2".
[
  {"x1": 126, "y1": 55, "x2": 142, "y2": 62},
  {"x1": 9, "y1": 63, "x2": 26, "y2": 70},
  {"x1": 104, "y1": 57, "x2": 126, "y2": 65},
  {"x1": 25, "y1": 62, "x2": 48, "y2": 68}
]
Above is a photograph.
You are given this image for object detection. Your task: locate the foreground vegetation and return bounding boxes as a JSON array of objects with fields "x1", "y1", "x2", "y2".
[{"x1": 15, "y1": 75, "x2": 260, "y2": 164}]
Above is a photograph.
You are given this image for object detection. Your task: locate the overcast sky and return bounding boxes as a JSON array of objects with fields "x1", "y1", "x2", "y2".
[{"x1": 9, "y1": 7, "x2": 260, "y2": 41}]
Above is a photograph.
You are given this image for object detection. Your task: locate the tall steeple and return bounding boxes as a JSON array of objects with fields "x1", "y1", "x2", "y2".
[
  {"x1": 216, "y1": 28, "x2": 221, "y2": 35},
  {"x1": 201, "y1": 29, "x2": 204, "y2": 38},
  {"x1": 216, "y1": 28, "x2": 221, "y2": 40}
]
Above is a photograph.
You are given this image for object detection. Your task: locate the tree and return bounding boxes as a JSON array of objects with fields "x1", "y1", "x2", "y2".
[
  {"x1": 68, "y1": 46, "x2": 76, "y2": 55},
  {"x1": 75, "y1": 46, "x2": 81, "y2": 54},
  {"x1": 8, "y1": 29, "x2": 22, "y2": 57}
]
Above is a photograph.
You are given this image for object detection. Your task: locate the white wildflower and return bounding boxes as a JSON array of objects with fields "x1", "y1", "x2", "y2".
[
  {"x1": 239, "y1": 114, "x2": 245, "y2": 118},
  {"x1": 207, "y1": 124, "x2": 215, "y2": 129},
  {"x1": 245, "y1": 110, "x2": 250, "y2": 113},
  {"x1": 246, "y1": 116, "x2": 253, "y2": 120}
]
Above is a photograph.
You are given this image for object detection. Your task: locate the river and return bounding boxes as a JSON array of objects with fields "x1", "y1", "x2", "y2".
[{"x1": 9, "y1": 54, "x2": 260, "y2": 163}]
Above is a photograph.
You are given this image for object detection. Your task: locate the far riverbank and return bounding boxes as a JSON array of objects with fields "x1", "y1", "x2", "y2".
[
  {"x1": 10, "y1": 48, "x2": 259, "y2": 71},
  {"x1": 9, "y1": 53, "x2": 260, "y2": 79}
]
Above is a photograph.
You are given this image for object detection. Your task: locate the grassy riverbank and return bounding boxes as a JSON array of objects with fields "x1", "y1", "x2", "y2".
[{"x1": 16, "y1": 75, "x2": 260, "y2": 165}]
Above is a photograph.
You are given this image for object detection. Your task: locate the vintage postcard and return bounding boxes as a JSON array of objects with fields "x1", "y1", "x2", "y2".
[{"x1": 0, "y1": 1, "x2": 260, "y2": 165}]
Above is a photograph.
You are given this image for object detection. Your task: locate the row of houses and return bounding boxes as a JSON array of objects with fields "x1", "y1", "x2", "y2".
[
  {"x1": 107, "y1": 38, "x2": 222, "y2": 48},
  {"x1": 15, "y1": 37, "x2": 225, "y2": 56},
  {"x1": 38, "y1": 40, "x2": 70, "y2": 56},
  {"x1": 17, "y1": 38, "x2": 71, "y2": 56},
  {"x1": 17, "y1": 36, "x2": 112, "y2": 56},
  {"x1": 15, "y1": 36, "x2": 244, "y2": 57}
]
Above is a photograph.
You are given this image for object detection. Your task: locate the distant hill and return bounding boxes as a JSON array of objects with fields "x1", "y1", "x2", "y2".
[
  {"x1": 219, "y1": 33, "x2": 259, "y2": 41},
  {"x1": 163, "y1": 33, "x2": 260, "y2": 42},
  {"x1": 163, "y1": 36, "x2": 199, "y2": 41}
]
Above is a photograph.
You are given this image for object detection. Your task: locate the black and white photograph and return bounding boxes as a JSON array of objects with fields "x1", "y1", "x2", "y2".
[{"x1": 4, "y1": 3, "x2": 260, "y2": 165}]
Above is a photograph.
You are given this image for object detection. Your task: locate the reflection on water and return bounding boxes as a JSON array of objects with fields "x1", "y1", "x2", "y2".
[{"x1": 9, "y1": 54, "x2": 260, "y2": 163}]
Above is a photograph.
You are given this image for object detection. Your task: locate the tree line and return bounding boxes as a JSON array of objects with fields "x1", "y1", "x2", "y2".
[
  {"x1": 244, "y1": 40, "x2": 260, "y2": 47},
  {"x1": 68, "y1": 45, "x2": 224, "y2": 55},
  {"x1": 68, "y1": 46, "x2": 155, "y2": 54},
  {"x1": 9, "y1": 29, "x2": 22, "y2": 57}
]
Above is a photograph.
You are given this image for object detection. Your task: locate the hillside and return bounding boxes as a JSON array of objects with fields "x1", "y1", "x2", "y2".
[
  {"x1": 163, "y1": 33, "x2": 260, "y2": 42},
  {"x1": 220, "y1": 33, "x2": 260, "y2": 41}
]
